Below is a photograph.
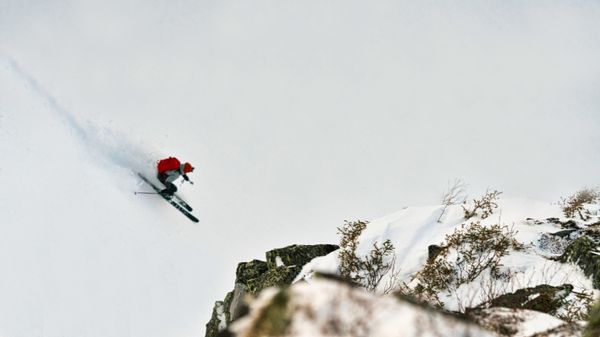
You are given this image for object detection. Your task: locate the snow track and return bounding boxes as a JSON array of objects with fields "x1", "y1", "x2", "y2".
[{"x1": 0, "y1": 58, "x2": 208, "y2": 337}]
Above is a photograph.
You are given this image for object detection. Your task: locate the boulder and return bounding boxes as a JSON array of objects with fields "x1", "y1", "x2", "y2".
[
  {"x1": 478, "y1": 284, "x2": 573, "y2": 315},
  {"x1": 427, "y1": 244, "x2": 445, "y2": 262},
  {"x1": 265, "y1": 244, "x2": 338, "y2": 269}
]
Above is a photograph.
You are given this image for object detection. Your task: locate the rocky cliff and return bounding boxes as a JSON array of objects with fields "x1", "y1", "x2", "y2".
[
  {"x1": 205, "y1": 244, "x2": 338, "y2": 337},
  {"x1": 206, "y1": 194, "x2": 600, "y2": 337}
]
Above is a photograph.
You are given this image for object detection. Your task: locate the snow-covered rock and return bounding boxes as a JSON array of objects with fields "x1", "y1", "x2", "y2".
[
  {"x1": 231, "y1": 276, "x2": 496, "y2": 337},
  {"x1": 205, "y1": 244, "x2": 338, "y2": 337},
  {"x1": 210, "y1": 193, "x2": 600, "y2": 337}
]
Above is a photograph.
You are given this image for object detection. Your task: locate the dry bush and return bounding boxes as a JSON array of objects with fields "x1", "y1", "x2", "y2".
[
  {"x1": 538, "y1": 233, "x2": 572, "y2": 256},
  {"x1": 409, "y1": 259, "x2": 454, "y2": 307},
  {"x1": 558, "y1": 290, "x2": 595, "y2": 322},
  {"x1": 560, "y1": 188, "x2": 600, "y2": 220},
  {"x1": 338, "y1": 220, "x2": 367, "y2": 282},
  {"x1": 446, "y1": 222, "x2": 524, "y2": 283},
  {"x1": 337, "y1": 220, "x2": 397, "y2": 292},
  {"x1": 462, "y1": 189, "x2": 502, "y2": 220},
  {"x1": 408, "y1": 222, "x2": 523, "y2": 308},
  {"x1": 437, "y1": 178, "x2": 468, "y2": 223}
]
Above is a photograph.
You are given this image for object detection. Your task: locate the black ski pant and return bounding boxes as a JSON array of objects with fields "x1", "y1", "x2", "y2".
[{"x1": 157, "y1": 173, "x2": 177, "y2": 195}]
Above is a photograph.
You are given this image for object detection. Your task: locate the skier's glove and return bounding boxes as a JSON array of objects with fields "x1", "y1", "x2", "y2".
[{"x1": 183, "y1": 175, "x2": 190, "y2": 181}]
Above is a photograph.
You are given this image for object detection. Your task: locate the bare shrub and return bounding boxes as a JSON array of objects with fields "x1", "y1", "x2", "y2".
[
  {"x1": 409, "y1": 222, "x2": 523, "y2": 308},
  {"x1": 560, "y1": 188, "x2": 600, "y2": 220},
  {"x1": 477, "y1": 269, "x2": 516, "y2": 309},
  {"x1": 538, "y1": 233, "x2": 572, "y2": 256},
  {"x1": 337, "y1": 220, "x2": 397, "y2": 292},
  {"x1": 437, "y1": 178, "x2": 468, "y2": 223},
  {"x1": 446, "y1": 222, "x2": 524, "y2": 283},
  {"x1": 362, "y1": 240, "x2": 396, "y2": 292},
  {"x1": 558, "y1": 290, "x2": 595, "y2": 322},
  {"x1": 462, "y1": 189, "x2": 502, "y2": 220},
  {"x1": 338, "y1": 220, "x2": 367, "y2": 282},
  {"x1": 381, "y1": 256, "x2": 402, "y2": 295},
  {"x1": 411, "y1": 259, "x2": 454, "y2": 307}
]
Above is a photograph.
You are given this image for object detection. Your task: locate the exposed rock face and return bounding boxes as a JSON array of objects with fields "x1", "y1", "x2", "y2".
[
  {"x1": 246, "y1": 265, "x2": 303, "y2": 294},
  {"x1": 236, "y1": 260, "x2": 269, "y2": 285},
  {"x1": 476, "y1": 284, "x2": 573, "y2": 315},
  {"x1": 205, "y1": 301, "x2": 227, "y2": 337},
  {"x1": 265, "y1": 244, "x2": 338, "y2": 270},
  {"x1": 205, "y1": 244, "x2": 339, "y2": 337}
]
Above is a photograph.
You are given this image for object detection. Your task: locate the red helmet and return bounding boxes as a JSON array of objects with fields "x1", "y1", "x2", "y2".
[{"x1": 183, "y1": 162, "x2": 194, "y2": 173}]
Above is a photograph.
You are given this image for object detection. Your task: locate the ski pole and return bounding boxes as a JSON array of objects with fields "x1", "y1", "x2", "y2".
[{"x1": 134, "y1": 191, "x2": 159, "y2": 195}]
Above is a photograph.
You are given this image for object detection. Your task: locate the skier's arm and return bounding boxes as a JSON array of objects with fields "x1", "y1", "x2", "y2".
[{"x1": 182, "y1": 174, "x2": 194, "y2": 185}]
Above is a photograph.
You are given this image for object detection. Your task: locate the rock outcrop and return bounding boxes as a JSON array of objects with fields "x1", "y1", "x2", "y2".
[
  {"x1": 205, "y1": 244, "x2": 338, "y2": 337},
  {"x1": 475, "y1": 284, "x2": 574, "y2": 315}
]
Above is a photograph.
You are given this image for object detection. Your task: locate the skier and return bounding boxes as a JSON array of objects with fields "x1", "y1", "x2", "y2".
[{"x1": 156, "y1": 157, "x2": 194, "y2": 198}]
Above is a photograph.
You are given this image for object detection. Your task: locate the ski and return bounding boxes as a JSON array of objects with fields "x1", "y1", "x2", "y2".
[
  {"x1": 137, "y1": 173, "x2": 199, "y2": 223},
  {"x1": 172, "y1": 194, "x2": 193, "y2": 212}
]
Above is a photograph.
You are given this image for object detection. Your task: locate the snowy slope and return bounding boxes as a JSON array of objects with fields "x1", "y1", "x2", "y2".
[
  {"x1": 241, "y1": 197, "x2": 600, "y2": 337},
  {"x1": 298, "y1": 198, "x2": 597, "y2": 311},
  {"x1": 0, "y1": 59, "x2": 210, "y2": 337}
]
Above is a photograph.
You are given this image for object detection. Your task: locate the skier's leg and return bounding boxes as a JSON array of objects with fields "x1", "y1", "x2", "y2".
[
  {"x1": 165, "y1": 182, "x2": 177, "y2": 195},
  {"x1": 157, "y1": 173, "x2": 177, "y2": 197}
]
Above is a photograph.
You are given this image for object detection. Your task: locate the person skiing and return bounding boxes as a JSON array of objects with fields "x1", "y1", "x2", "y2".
[{"x1": 156, "y1": 157, "x2": 194, "y2": 198}]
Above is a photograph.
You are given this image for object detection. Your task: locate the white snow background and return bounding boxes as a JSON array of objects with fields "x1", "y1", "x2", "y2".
[{"x1": 1, "y1": 1, "x2": 600, "y2": 337}]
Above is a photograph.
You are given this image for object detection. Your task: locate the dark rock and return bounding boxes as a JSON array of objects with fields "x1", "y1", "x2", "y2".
[
  {"x1": 236, "y1": 259, "x2": 268, "y2": 285},
  {"x1": 314, "y1": 272, "x2": 362, "y2": 288},
  {"x1": 428, "y1": 244, "x2": 445, "y2": 262},
  {"x1": 550, "y1": 229, "x2": 578, "y2": 238},
  {"x1": 546, "y1": 218, "x2": 580, "y2": 229},
  {"x1": 560, "y1": 220, "x2": 579, "y2": 229},
  {"x1": 265, "y1": 244, "x2": 338, "y2": 269},
  {"x1": 246, "y1": 265, "x2": 303, "y2": 295},
  {"x1": 205, "y1": 301, "x2": 226, "y2": 337},
  {"x1": 478, "y1": 284, "x2": 573, "y2": 315},
  {"x1": 228, "y1": 283, "x2": 249, "y2": 321},
  {"x1": 526, "y1": 218, "x2": 544, "y2": 225},
  {"x1": 206, "y1": 244, "x2": 338, "y2": 337}
]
